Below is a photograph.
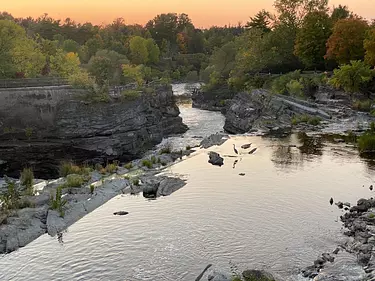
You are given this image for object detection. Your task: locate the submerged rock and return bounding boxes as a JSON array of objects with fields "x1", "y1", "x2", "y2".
[
  {"x1": 208, "y1": 152, "x2": 224, "y2": 167},
  {"x1": 207, "y1": 270, "x2": 231, "y2": 281}
]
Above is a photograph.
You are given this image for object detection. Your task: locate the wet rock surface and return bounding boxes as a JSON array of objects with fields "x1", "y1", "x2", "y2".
[{"x1": 208, "y1": 152, "x2": 224, "y2": 166}]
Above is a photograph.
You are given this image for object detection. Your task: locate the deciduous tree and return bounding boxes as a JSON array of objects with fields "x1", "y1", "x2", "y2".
[
  {"x1": 294, "y1": 11, "x2": 332, "y2": 69},
  {"x1": 325, "y1": 18, "x2": 368, "y2": 64}
]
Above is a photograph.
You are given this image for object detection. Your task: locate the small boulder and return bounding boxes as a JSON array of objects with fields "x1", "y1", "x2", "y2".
[
  {"x1": 208, "y1": 152, "x2": 224, "y2": 167},
  {"x1": 335, "y1": 202, "x2": 344, "y2": 209},
  {"x1": 113, "y1": 211, "x2": 129, "y2": 216}
]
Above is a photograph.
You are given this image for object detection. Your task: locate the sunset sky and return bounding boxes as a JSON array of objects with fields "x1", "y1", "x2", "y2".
[{"x1": 2, "y1": 0, "x2": 374, "y2": 27}]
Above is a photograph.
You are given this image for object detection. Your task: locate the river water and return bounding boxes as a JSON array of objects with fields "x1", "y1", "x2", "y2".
[{"x1": 0, "y1": 84, "x2": 374, "y2": 280}]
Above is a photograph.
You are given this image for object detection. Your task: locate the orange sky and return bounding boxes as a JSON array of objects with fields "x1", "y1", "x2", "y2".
[{"x1": 2, "y1": 0, "x2": 374, "y2": 27}]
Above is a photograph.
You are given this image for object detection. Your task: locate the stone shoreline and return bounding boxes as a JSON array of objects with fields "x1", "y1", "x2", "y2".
[{"x1": 0, "y1": 145, "x2": 201, "y2": 254}]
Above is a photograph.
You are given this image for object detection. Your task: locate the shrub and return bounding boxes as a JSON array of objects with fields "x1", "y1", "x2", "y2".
[
  {"x1": 20, "y1": 167, "x2": 34, "y2": 195},
  {"x1": 330, "y1": 60, "x2": 374, "y2": 93},
  {"x1": 142, "y1": 159, "x2": 153, "y2": 169},
  {"x1": 186, "y1": 70, "x2": 199, "y2": 82},
  {"x1": 95, "y1": 163, "x2": 104, "y2": 171},
  {"x1": 171, "y1": 70, "x2": 181, "y2": 80},
  {"x1": 132, "y1": 178, "x2": 140, "y2": 186},
  {"x1": 160, "y1": 142, "x2": 172, "y2": 154},
  {"x1": 50, "y1": 186, "x2": 67, "y2": 217},
  {"x1": 64, "y1": 174, "x2": 85, "y2": 188},
  {"x1": 0, "y1": 177, "x2": 20, "y2": 211},
  {"x1": 358, "y1": 133, "x2": 375, "y2": 153},
  {"x1": 151, "y1": 156, "x2": 157, "y2": 164},
  {"x1": 105, "y1": 163, "x2": 118, "y2": 174},
  {"x1": 291, "y1": 115, "x2": 321, "y2": 126},
  {"x1": 186, "y1": 145, "x2": 191, "y2": 150},
  {"x1": 271, "y1": 71, "x2": 301, "y2": 95},
  {"x1": 353, "y1": 100, "x2": 372, "y2": 112},
  {"x1": 286, "y1": 79, "x2": 304, "y2": 97},
  {"x1": 60, "y1": 162, "x2": 87, "y2": 177},
  {"x1": 124, "y1": 163, "x2": 133, "y2": 169},
  {"x1": 68, "y1": 71, "x2": 95, "y2": 89},
  {"x1": 369, "y1": 213, "x2": 375, "y2": 219},
  {"x1": 121, "y1": 89, "x2": 141, "y2": 101},
  {"x1": 90, "y1": 184, "x2": 95, "y2": 195}
]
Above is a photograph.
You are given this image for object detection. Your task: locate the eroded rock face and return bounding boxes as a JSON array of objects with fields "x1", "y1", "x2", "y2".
[{"x1": 0, "y1": 85, "x2": 187, "y2": 178}]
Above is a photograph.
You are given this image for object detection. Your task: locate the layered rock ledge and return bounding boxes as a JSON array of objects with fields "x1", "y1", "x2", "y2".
[{"x1": 0, "y1": 84, "x2": 187, "y2": 177}]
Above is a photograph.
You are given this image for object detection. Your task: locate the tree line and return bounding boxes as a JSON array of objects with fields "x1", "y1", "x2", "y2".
[{"x1": 1, "y1": 0, "x2": 375, "y2": 94}]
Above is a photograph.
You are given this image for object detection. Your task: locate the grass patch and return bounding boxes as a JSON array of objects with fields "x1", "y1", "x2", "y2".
[
  {"x1": 20, "y1": 167, "x2": 34, "y2": 195},
  {"x1": 353, "y1": 100, "x2": 372, "y2": 112},
  {"x1": 159, "y1": 142, "x2": 172, "y2": 154},
  {"x1": 141, "y1": 159, "x2": 153, "y2": 169},
  {"x1": 291, "y1": 115, "x2": 321, "y2": 126},
  {"x1": 369, "y1": 213, "x2": 375, "y2": 219},
  {"x1": 358, "y1": 133, "x2": 375, "y2": 153},
  {"x1": 0, "y1": 177, "x2": 20, "y2": 212},
  {"x1": 64, "y1": 174, "x2": 86, "y2": 188},
  {"x1": 121, "y1": 89, "x2": 141, "y2": 101},
  {"x1": 90, "y1": 184, "x2": 95, "y2": 194},
  {"x1": 50, "y1": 186, "x2": 67, "y2": 217},
  {"x1": 151, "y1": 156, "x2": 157, "y2": 164},
  {"x1": 132, "y1": 178, "x2": 140, "y2": 186},
  {"x1": 60, "y1": 162, "x2": 89, "y2": 177},
  {"x1": 124, "y1": 163, "x2": 133, "y2": 169},
  {"x1": 105, "y1": 163, "x2": 118, "y2": 174}
]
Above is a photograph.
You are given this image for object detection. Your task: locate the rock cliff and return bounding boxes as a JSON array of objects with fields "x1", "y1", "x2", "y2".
[{"x1": 0, "y1": 84, "x2": 187, "y2": 177}]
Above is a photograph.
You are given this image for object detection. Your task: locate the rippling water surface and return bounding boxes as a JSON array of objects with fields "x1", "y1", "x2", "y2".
[{"x1": 0, "y1": 84, "x2": 374, "y2": 281}]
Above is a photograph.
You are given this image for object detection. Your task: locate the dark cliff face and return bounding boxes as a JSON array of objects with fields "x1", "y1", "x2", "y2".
[{"x1": 0, "y1": 85, "x2": 187, "y2": 178}]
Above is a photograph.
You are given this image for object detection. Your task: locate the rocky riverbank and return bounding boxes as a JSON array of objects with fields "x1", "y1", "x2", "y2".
[
  {"x1": 192, "y1": 85, "x2": 375, "y2": 136},
  {"x1": 0, "y1": 84, "x2": 187, "y2": 178},
  {"x1": 300, "y1": 195, "x2": 375, "y2": 280},
  {"x1": 0, "y1": 142, "x2": 199, "y2": 254}
]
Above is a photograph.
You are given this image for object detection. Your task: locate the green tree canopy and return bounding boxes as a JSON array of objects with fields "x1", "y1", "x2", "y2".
[
  {"x1": 129, "y1": 36, "x2": 149, "y2": 64},
  {"x1": 294, "y1": 11, "x2": 332, "y2": 69},
  {"x1": 364, "y1": 28, "x2": 375, "y2": 66},
  {"x1": 274, "y1": 0, "x2": 328, "y2": 29}
]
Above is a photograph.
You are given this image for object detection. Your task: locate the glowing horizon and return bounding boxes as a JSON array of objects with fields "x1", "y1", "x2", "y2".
[{"x1": 2, "y1": 0, "x2": 374, "y2": 28}]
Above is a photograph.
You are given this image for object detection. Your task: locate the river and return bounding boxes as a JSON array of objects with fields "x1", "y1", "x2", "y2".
[{"x1": 0, "y1": 84, "x2": 373, "y2": 280}]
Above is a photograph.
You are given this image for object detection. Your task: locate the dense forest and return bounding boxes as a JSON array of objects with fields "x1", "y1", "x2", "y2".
[{"x1": 1, "y1": 0, "x2": 375, "y2": 97}]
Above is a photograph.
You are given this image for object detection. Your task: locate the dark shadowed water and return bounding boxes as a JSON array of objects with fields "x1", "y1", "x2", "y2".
[{"x1": 0, "y1": 84, "x2": 373, "y2": 281}]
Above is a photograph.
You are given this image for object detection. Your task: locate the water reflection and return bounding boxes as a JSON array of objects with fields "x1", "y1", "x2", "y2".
[{"x1": 297, "y1": 132, "x2": 323, "y2": 156}]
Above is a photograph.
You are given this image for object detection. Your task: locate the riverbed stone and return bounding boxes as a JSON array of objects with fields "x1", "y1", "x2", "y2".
[{"x1": 208, "y1": 152, "x2": 224, "y2": 166}]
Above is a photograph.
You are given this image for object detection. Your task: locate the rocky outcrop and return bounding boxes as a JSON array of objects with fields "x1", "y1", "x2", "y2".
[
  {"x1": 0, "y1": 84, "x2": 187, "y2": 178},
  {"x1": 224, "y1": 90, "x2": 331, "y2": 135},
  {"x1": 192, "y1": 85, "x2": 235, "y2": 113}
]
